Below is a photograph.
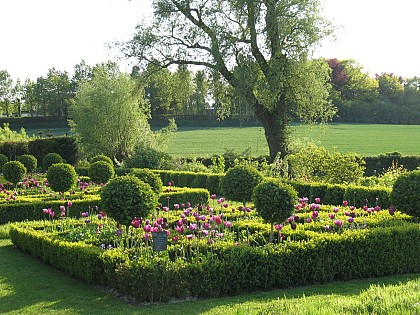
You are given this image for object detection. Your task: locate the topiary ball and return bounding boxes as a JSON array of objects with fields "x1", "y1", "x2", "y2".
[
  {"x1": 253, "y1": 179, "x2": 298, "y2": 226},
  {"x1": 2, "y1": 161, "x2": 26, "y2": 184},
  {"x1": 129, "y1": 168, "x2": 163, "y2": 195},
  {"x1": 220, "y1": 165, "x2": 263, "y2": 205},
  {"x1": 88, "y1": 161, "x2": 115, "y2": 184},
  {"x1": 91, "y1": 154, "x2": 113, "y2": 166},
  {"x1": 391, "y1": 170, "x2": 420, "y2": 217},
  {"x1": 47, "y1": 163, "x2": 77, "y2": 193},
  {"x1": 100, "y1": 175, "x2": 158, "y2": 227},
  {"x1": 0, "y1": 154, "x2": 8, "y2": 170},
  {"x1": 17, "y1": 154, "x2": 38, "y2": 172},
  {"x1": 43, "y1": 153, "x2": 63, "y2": 170}
]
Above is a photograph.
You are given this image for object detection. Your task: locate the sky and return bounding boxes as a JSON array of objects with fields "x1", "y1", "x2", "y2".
[{"x1": 0, "y1": 0, "x2": 419, "y2": 81}]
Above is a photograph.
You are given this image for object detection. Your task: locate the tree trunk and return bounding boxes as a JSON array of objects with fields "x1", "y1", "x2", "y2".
[{"x1": 253, "y1": 98, "x2": 289, "y2": 162}]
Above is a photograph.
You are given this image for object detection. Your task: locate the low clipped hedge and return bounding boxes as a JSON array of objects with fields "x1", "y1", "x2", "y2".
[
  {"x1": 9, "y1": 220, "x2": 420, "y2": 302},
  {"x1": 0, "y1": 196, "x2": 101, "y2": 224}
]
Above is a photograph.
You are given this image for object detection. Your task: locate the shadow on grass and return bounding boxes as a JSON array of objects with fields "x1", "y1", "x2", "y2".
[{"x1": 0, "y1": 239, "x2": 418, "y2": 315}]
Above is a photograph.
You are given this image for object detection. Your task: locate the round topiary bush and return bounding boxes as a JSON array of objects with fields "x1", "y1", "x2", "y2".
[
  {"x1": 391, "y1": 170, "x2": 420, "y2": 217},
  {"x1": 88, "y1": 161, "x2": 115, "y2": 184},
  {"x1": 47, "y1": 163, "x2": 77, "y2": 193},
  {"x1": 100, "y1": 175, "x2": 158, "y2": 227},
  {"x1": 2, "y1": 161, "x2": 26, "y2": 184},
  {"x1": 43, "y1": 153, "x2": 63, "y2": 170},
  {"x1": 0, "y1": 154, "x2": 8, "y2": 170},
  {"x1": 91, "y1": 154, "x2": 113, "y2": 166},
  {"x1": 253, "y1": 179, "x2": 298, "y2": 225},
  {"x1": 17, "y1": 154, "x2": 38, "y2": 172},
  {"x1": 220, "y1": 165, "x2": 263, "y2": 205},
  {"x1": 129, "y1": 168, "x2": 163, "y2": 195}
]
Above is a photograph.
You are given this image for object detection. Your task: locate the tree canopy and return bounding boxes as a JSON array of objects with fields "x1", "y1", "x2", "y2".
[
  {"x1": 69, "y1": 65, "x2": 151, "y2": 161},
  {"x1": 123, "y1": 0, "x2": 336, "y2": 160}
]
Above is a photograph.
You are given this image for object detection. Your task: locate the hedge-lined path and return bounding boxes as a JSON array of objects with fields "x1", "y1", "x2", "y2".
[{"x1": 1, "y1": 239, "x2": 420, "y2": 314}]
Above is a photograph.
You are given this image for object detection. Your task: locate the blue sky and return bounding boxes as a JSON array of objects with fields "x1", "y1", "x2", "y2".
[{"x1": 0, "y1": 0, "x2": 418, "y2": 81}]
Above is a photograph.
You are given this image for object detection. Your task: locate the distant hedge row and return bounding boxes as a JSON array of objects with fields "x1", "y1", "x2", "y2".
[
  {"x1": 1, "y1": 138, "x2": 418, "y2": 176},
  {"x1": 0, "y1": 136, "x2": 78, "y2": 166}
]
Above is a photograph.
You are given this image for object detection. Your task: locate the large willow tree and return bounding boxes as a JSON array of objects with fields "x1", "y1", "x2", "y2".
[{"x1": 124, "y1": 0, "x2": 336, "y2": 160}]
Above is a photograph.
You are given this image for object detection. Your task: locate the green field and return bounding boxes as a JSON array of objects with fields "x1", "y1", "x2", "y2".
[{"x1": 165, "y1": 124, "x2": 420, "y2": 157}]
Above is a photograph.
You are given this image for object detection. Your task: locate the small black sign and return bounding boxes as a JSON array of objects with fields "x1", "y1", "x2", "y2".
[{"x1": 152, "y1": 231, "x2": 168, "y2": 252}]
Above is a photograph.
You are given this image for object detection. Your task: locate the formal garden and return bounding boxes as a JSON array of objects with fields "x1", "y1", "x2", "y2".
[{"x1": 0, "y1": 140, "x2": 419, "y2": 311}]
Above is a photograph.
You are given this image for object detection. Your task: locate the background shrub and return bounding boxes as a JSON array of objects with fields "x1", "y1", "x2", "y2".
[
  {"x1": 391, "y1": 170, "x2": 420, "y2": 217},
  {"x1": 130, "y1": 168, "x2": 163, "y2": 195},
  {"x1": 220, "y1": 165, "x2": 263, "y2": 205},
  {"x1": 253, "y1": 179, "x2": 297, "y2": 228},
  {"x1": 100, "y1": 175, "x2": 158, "y2": 227},
  {"x1": 88, "y1": 161, "x2": 114, "y2": 184},
  {"x1": 123, "y1": 144, "x2": 173, "y2": 169},
  {"x1": 2, "y1": 160, "x2": 26, "y2": 184},
  {"x1": 47, "y1": 163, "x2": 77, "y2": 192},
  {"x1": 43, "y1": 152, "x2": 63, "y2": 170},
  {"x1": 91, "y1": 154, "x2": 113, "y2": 165},
  {"x1": 0, "y1": 153, "x2": 8, "y2": 170},
  {"x1": 17, "y1": 154, "x2": 38, "y2": 172}
]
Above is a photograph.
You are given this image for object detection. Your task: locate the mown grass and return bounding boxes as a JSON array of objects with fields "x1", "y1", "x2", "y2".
[
  {"x1": 165, "y1": 124, "x2": 420, "y2": 157},
  {"x1": 1, "y1": 238, "x2": 419, "y2": 314}
]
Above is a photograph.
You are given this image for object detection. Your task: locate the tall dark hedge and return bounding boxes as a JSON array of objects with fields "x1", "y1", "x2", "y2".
[{"x1": 28, "y1": 136, "x2": 79, "y2": 165}]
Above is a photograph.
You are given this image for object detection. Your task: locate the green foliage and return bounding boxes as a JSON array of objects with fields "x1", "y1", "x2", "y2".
[
  {"x1": 2, "y1": 160, "x2": 26, "y2": 184},
  {"x1": 343, "y1": 185, "x2": 391, "y2": 208},
  {"x1": 88, "y1": 161, "x2": 114, "y2": 184},
  {"x1": 0, "y1": 141, "x2": 29, "y2": 161},
  {"x1": 69, "y1": 65, "x2": 152, "y2": 161},
  {"x1": 90, "y1": 154, "x2": 113, "y2": 165},
  {"x1": 220, "y1": 165, "x2": 263, "y2": 205},
  {"x1": 42, "y1": 152, "x2": 63, "y2": 170},
  {"x1": 9, "y1": 220, "x2": 420, "y2": 303},
  {"x1": 28, "y1": 137, "x2": 79, "y2": 166},
  {"x1": 287, "y1": 144, "x2": 365, "y2": 184},
  {"x1": 9, "y1": 224, "x2": 104, "y2": 283},
  {"x1": 123, "y1": 144, "x2": 173, "y2": 169},
  {"x1": 391, "y1": 170, "x2": 420, "y2": 217},
  {"x1": 46, "y1": 163, "x2": 77, "y2": 192},
  {"x1": 253, "y1": 179, "x2": 297, "y2": 225},
  {"x1": 17, "y1": 154, "x2": 37, "y2": 172},
  {"x1": 100, "y1": 175, "x2": 158, "y2": 226},
  {"x1": 0, "y1": 153, "x2": 8, "y2": 169},
  {"x1": 0, "y1": 197, "x2": 100, "y2": 224},
  {"x1": 0, "y1": 123, "x2": 29, "y2": 142},
  {"x1": 129, "y1": 168, "x2": 163, "y2": 195}
]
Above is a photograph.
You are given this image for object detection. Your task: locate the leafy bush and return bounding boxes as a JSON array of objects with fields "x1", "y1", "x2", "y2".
[
  {"x1": 2, "y1": 160, "x2": 26, "y2": 184},
  {"x1": 253, "y1": 179, "x2": 297, "y2": 230},
  {"x1": 47, "y1": 163, "x2": 77, "y2": 192},
  {"x1": 287, "y1": 144, "x2": 365, "y2": 184},
  {"x1": 0, "y1": 153, "x2": 8, "y2": 170},
  {"x1": 91, "y1": 154, "x2": 113, "y2": 165},
  {"x1": 220, "y1": 165, "x2": 263, "y2": 205},
  {"x1": 391, "y1": 170, "x2": 420, "y2": 217},
  {"x1": 43, "y1": 152, "x2": 63, "y2": 170},
  {"x1": 17, "y1": 154, "x2": 38, "y2": 172},
  {"x1": 130, "y1": 168, "x2": 163, "y2": 195},
  {"x1": 100, "y1": 175, "x2": 158, "y2": 227},
  {"x1": 88, "y1": 161, "x2": 114, "y2": 184},
  {"x1": 123, "y1": 144, "x2": 173, "y2": 169}
]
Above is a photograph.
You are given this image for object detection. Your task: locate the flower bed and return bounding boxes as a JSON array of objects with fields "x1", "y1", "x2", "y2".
[{"x1": 9, "y1": 197, "x2": 420, "y2": 303}]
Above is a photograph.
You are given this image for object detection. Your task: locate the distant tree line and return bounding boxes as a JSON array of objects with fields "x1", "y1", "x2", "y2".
[{"x1": 0, "y1": 59, "x2": 419, "y2": 124}]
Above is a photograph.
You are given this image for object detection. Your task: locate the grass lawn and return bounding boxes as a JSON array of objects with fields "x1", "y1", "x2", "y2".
[
  {"x1": 165, "y1": 124, "x2": 420, "y2": 158},
  {"x1": 1, "y1": 239, "x2": 419, "y2": 314}
]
